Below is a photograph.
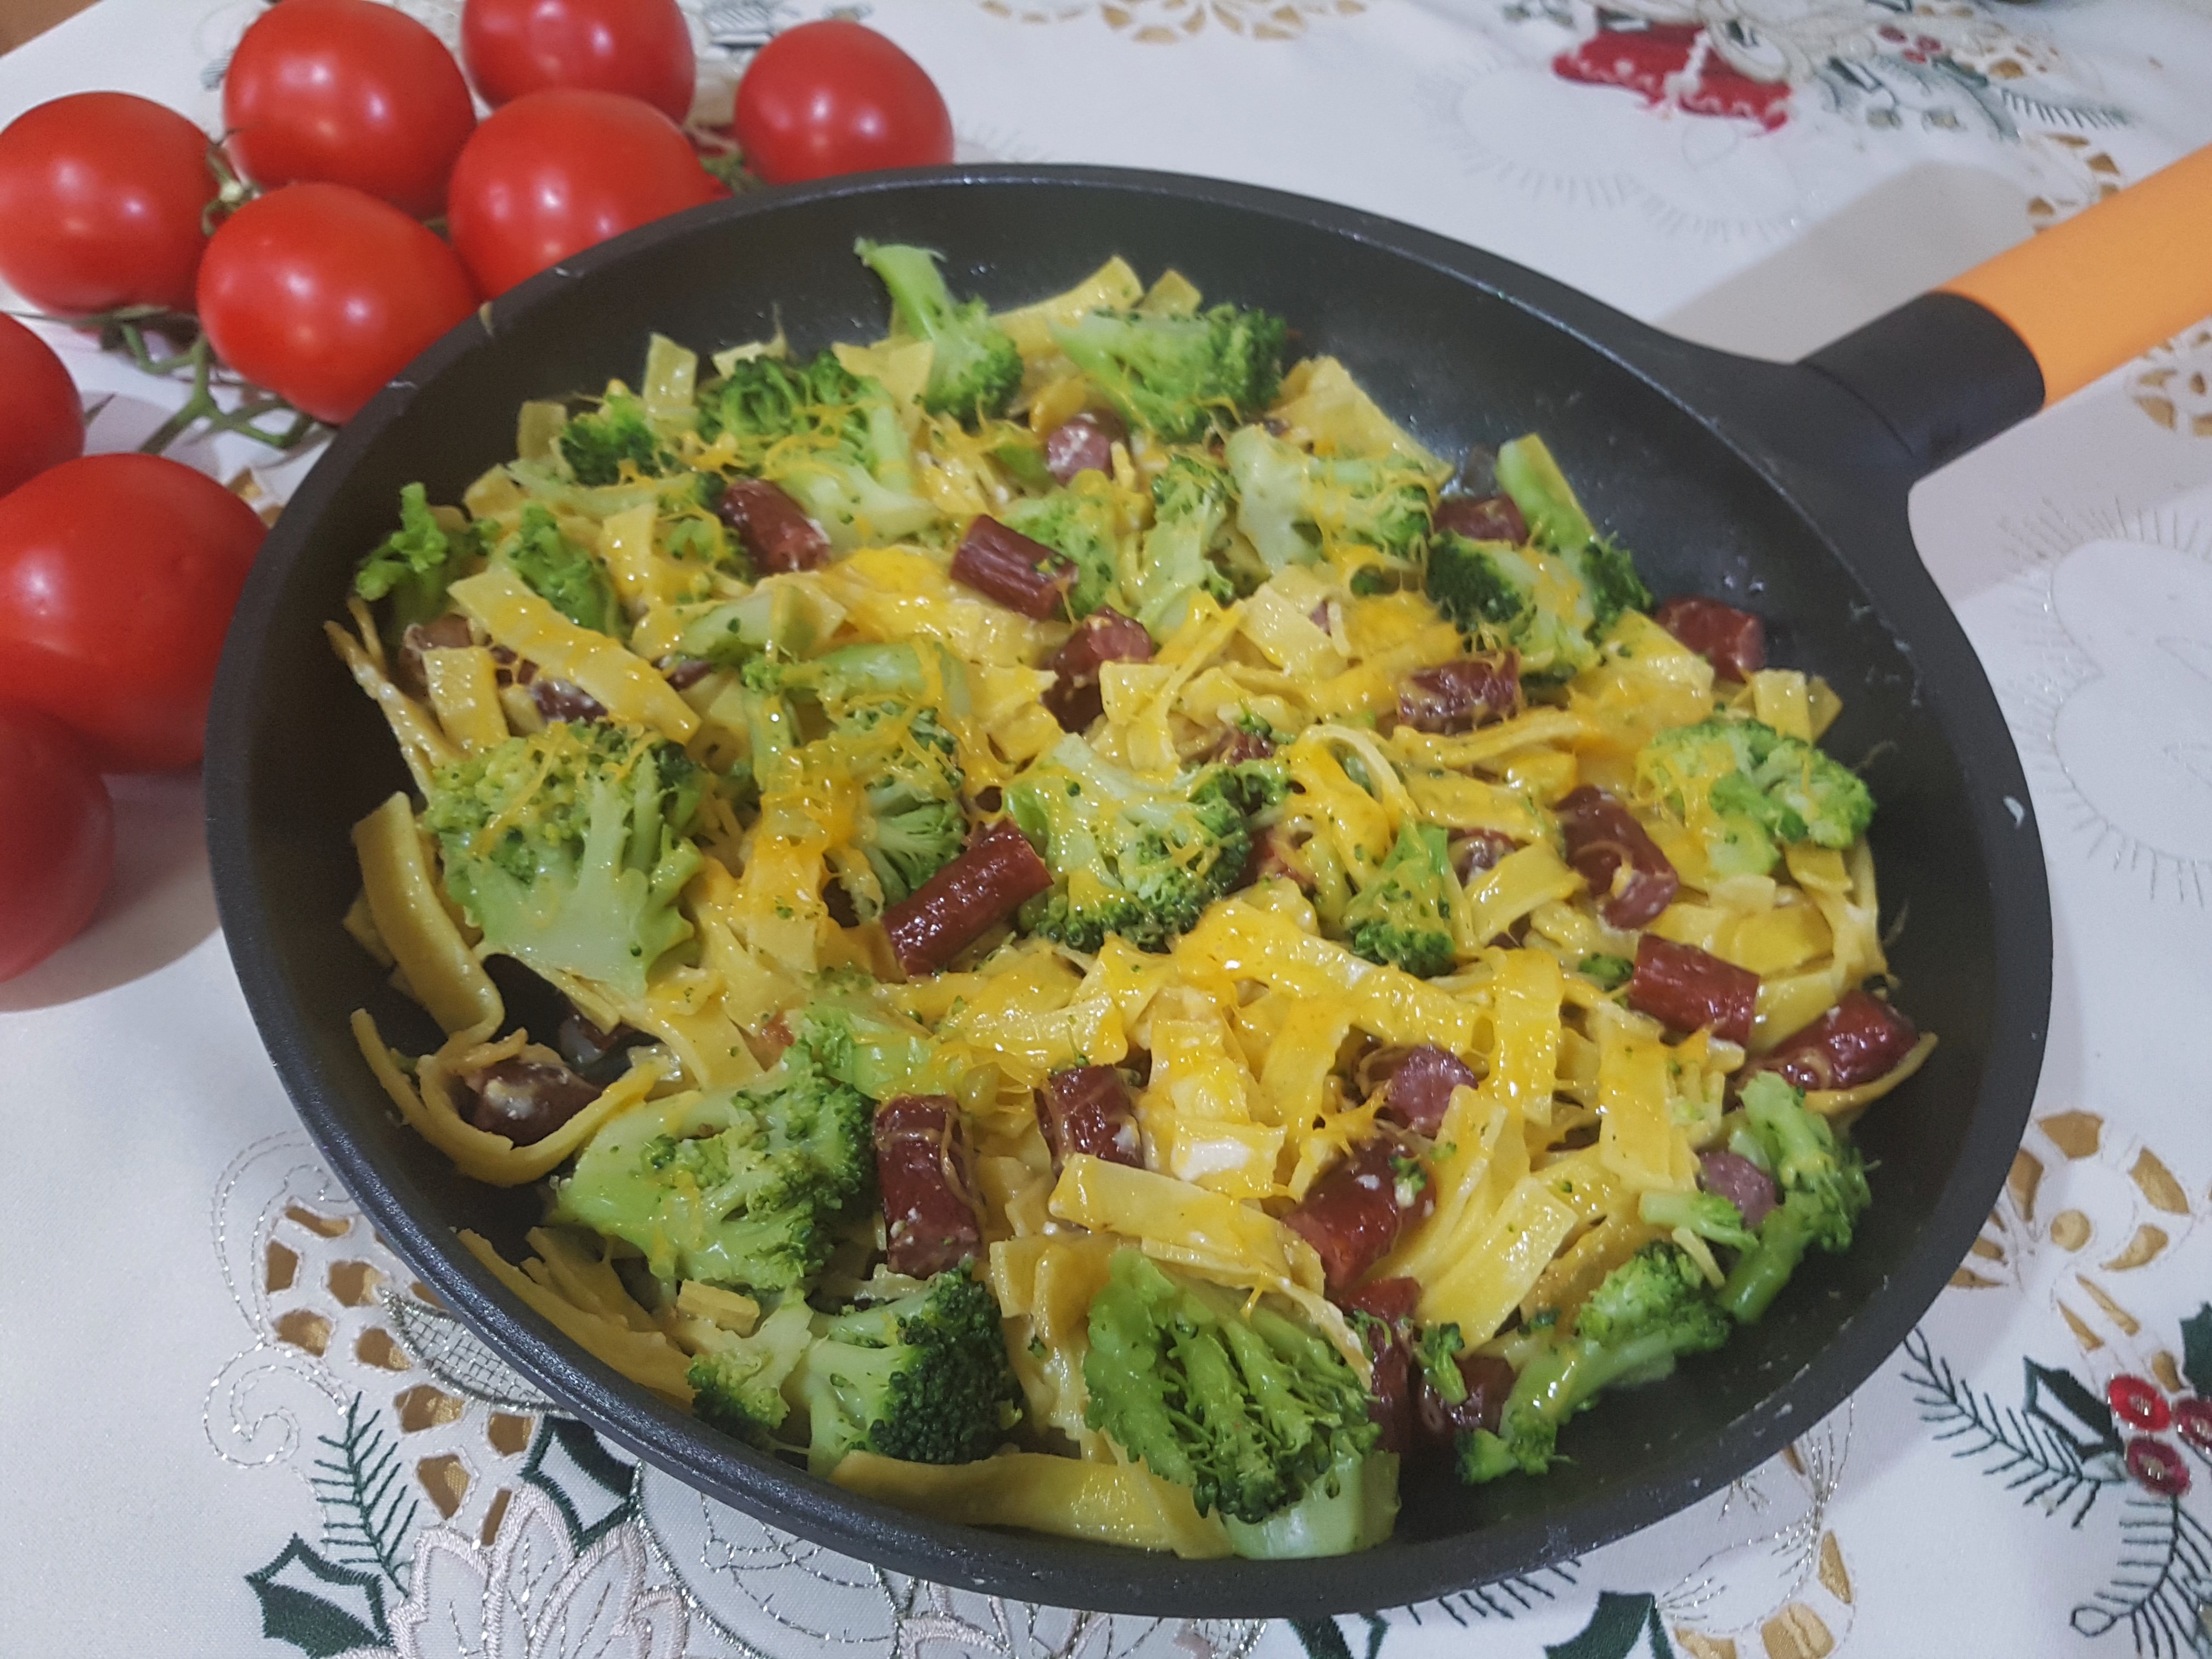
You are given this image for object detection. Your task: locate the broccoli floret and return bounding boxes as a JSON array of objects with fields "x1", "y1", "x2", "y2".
[
  {"x1": 1414, "y1": 1323, "x2": 1468, "y2": 1402},
  {"x1": 687, "y1": 1299, "x2": 817, "y2": 1443},
  {"x1": 494, "y1": 504, "x2": 621, "y2": 636},
  {"x1": 1635, "y1": 717, "x2": 1876, "y2": 879},
  {"x1": 738, "y1": 644, "x2": 975, "y2": 915},
  {"x1": 696, "y1": 350, "x2": 936, "y2": 549},
  {"x1": 1424, "y1": 532, "x2": 1600, "y2": 681},
  {"x1": 1051, "y1": 305, "x2": 1287, "y2": 443},
  {"x1": 787, "y1": 1271, "x2": 1023, "y2": 1474},
  {"x1": 1572, "y1": 1241, "x2": 1731, "y2": 1355},
  {"x1": 1131, "y1": 452, "x2": 1237, "y2": 633},
  {"x1": 697, "y1": 348, "x2": 856, "y2": 448},
  {"x1": 1423, "y1": 532, "x2": 1521, "y2": 628},
  {"x1": 1003, "y1": 480, "x2": 1122, "y2": 619},
  {"x1": 422, "y1": 722, "x2": 704, "y2": 997},
  {"x1": 786, "y1": 997, "x2": 993, "y2": 1110},
  {"x1": 558, "y1": 391, "x2": 674, "y2": 487},
  {"x1": 1458, "y1": 1243, "x2": 1730, "y2": 1483},
  {"x1": 1493, "y1": 436, "x2": 1651, "y2": 630},
  {"x1": 837, "y1": 702, "x2": 969, "y2": 912},
  {"x1": 1718, "y1": 1074, "x2": 1872, "y2": 1323},
  {"x1": 1005, "y1": 733, "x2": 1255, "y2": 953},
  {"x1": 1570, "y1": 535, "x2": 1653, "y2": 632},
  {"x1": 1340, "y1": 820, "x2": 1458, "y2": 978},
  {"x1": 1222, "y1": 425, "x2": 1433, "y2": 580},
  {"x1": 553, "y1": 1036, "x2": 872, "y2": 1290},
  {"x1": 354, "y1": 483, "x2": 482, "y2": 633},
  {"x1": 1639, "y1": 1188, "x2": 1758, "y2": 1254},
  {"x1": 856, "y1": 240, "x2": 1024, "y2": 421},
  {"x1": 1084, "y1": 1250, "x2": 1380, "y2": 1525},
  {"x1": 1198, "y1": 750, "x2": 1292, "y2": 817}
]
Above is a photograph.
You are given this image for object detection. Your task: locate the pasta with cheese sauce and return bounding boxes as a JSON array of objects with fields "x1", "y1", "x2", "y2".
[{"x1": 332, "y1": 249, "x2": 1929, "y2": 1560}]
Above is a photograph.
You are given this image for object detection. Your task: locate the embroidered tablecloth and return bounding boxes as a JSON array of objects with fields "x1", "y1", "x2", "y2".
[{"x1": 6, "y1": 3, "x2": 2212, "y2": 1656}]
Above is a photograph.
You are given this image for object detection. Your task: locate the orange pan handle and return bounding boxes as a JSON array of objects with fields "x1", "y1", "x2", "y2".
[
  {"x1": 1802, "y1": 144, "x2": 2212, "y2": 474},
  {"x1": 1942, "y1": 145, "x2": 2212, "y2": 405}
]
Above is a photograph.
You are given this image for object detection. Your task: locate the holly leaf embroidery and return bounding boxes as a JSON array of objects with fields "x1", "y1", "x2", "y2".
[
  {"x1": 1547, "y1": 1592, "x2": 1671, "y2": 1659},
  {"x1": 520, "y1": 1416, "x2": 636, "y2": 1549},
  {"x1": 244, "y1": 1536, "x2": 390, "y2": 1658},
  {"x1": 2025, "y1": 1359, "x2": 2122, "y2": 1460},
  {"x1": 2181, "y1": 1305, "x2": 2212, "y2": 1396}
]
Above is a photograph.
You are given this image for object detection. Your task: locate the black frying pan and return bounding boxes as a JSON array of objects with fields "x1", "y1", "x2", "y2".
[{"x1": 206, "y1": 160, "x2": 2203, "y2": 1618}]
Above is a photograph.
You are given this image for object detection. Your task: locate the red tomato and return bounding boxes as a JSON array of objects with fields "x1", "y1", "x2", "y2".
[
  {"x1": 732, "y1": 21, "x2": 952, "y2": 185},
  {"x1": 0, "y1": 317, "x2": 83, "y2": 499},
  {"x1": 0, "y1": 704, "x2": 114, "y2": 981},
  {"x1": 0, "y1": 454, "x2": 266, "y2": 772},
  {"x1": 198, "y1": 183, "x2": 480, "y2": 425},
  {"x1": 0, "y1": 92, "x2": 216, "y2": 316},
  {"x1": 462, "y1": 0, "x2": 697, "y2": 123},
  {"x1": 224, "y1": 0, "x2": 478, "y2": 219},
  {"x1": 445, "y1": 89, "x2": 720, "y2": 297}
]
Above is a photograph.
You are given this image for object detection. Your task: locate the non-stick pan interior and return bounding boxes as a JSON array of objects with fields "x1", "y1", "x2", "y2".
[{"x1": 212, "y1": 173, "x2": 2032, "y2": 1615}]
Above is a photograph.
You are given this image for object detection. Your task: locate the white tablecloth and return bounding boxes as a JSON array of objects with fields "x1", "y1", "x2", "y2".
[{"x1": 7, "y1": 3, "x2": 2212, "y2": 1656}]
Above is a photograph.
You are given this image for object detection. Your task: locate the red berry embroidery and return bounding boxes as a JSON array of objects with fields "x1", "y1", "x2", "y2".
[
  {"x1": 2175, "y1": 1397, "x2": 2212, "y2": 1454},
  {"x1": 2128, "y1": 1436, "x2": 2191, "y2": 1497},
  {"x1": 2109, "y1": 1374, "x2": 2171, "y2": 1431}
]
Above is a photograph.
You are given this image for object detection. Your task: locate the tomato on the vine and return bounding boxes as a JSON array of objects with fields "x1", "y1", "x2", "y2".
[
  {"x1": 0, "y1": 318, "x2": 83, "y2": 500},
  {"x1": 0, "y1": 704, "x2": 114, "y2": 982},
  {"x1": 732, "y1": 21, "x2": 953, "y2": 185},
  {"x1": 0, "y1": 92, "x2": 217, "y2": 316},
  {"x1": 224, "y1": 0, "x2": 478, "y2": 219},
  {"x1": 445, "y1": 89, "x2": 721, "y2": 298},
  {"x1": 198, "y1": 183, "x2": 479, "y2": 425},
  {"x1": 462, "y1": 0, "x2": 697, "y2": 124},
  {"x1": 0, "y1": 454, "x2": 267, "y2": 773}
]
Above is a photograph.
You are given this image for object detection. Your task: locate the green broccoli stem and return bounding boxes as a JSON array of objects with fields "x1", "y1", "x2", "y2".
[
  {"x1": 1718, "y1": 1198, "x2": 1816, "y2": 1323},
  {"x1": 798, "y1": 1344, "x2": 900, "y2": 1474},
  {"x1": 1458, "y1": 1323, "x2": 1688, "y2": 1483},
  {"x1": 1493, "y1": 434, "x2": 1593, "y2": 553},
  {"x1": 858, "y1": 242, "x2": 953, "y2": 338}
]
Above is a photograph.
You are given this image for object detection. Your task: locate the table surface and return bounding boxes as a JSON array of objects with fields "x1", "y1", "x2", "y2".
[{"x1": 7, "y1": 3, "x2": 2212, "y2": 1656}]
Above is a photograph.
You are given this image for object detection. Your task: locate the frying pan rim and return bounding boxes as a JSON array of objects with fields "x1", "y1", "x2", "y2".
[{"x1": 206, "y1": 162, "x2": 2052, "y2": 1617}]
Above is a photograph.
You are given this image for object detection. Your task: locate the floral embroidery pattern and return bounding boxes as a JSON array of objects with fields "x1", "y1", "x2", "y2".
[
  {"x1": 2132, "y1": 326, "x2": 2212, "y2": 442},
  {"x1": 249, "y1": 1425, "x2": 689, "y2": 1659},
  {"x1": 636, "y1": 1464, "x2": 1267, "y2": 1659},
  {"x1": 978, "y1": 0, "x2": 1364, "y2": 42},
  {"x1": 1913, "y1": 1081, "x2": 2212, "y2": 1655}
]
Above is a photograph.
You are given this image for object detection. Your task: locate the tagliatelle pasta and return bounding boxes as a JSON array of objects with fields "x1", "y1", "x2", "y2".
[{"x1": 330, "y1": 247, "x2": 1932, "y2": 1560}]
